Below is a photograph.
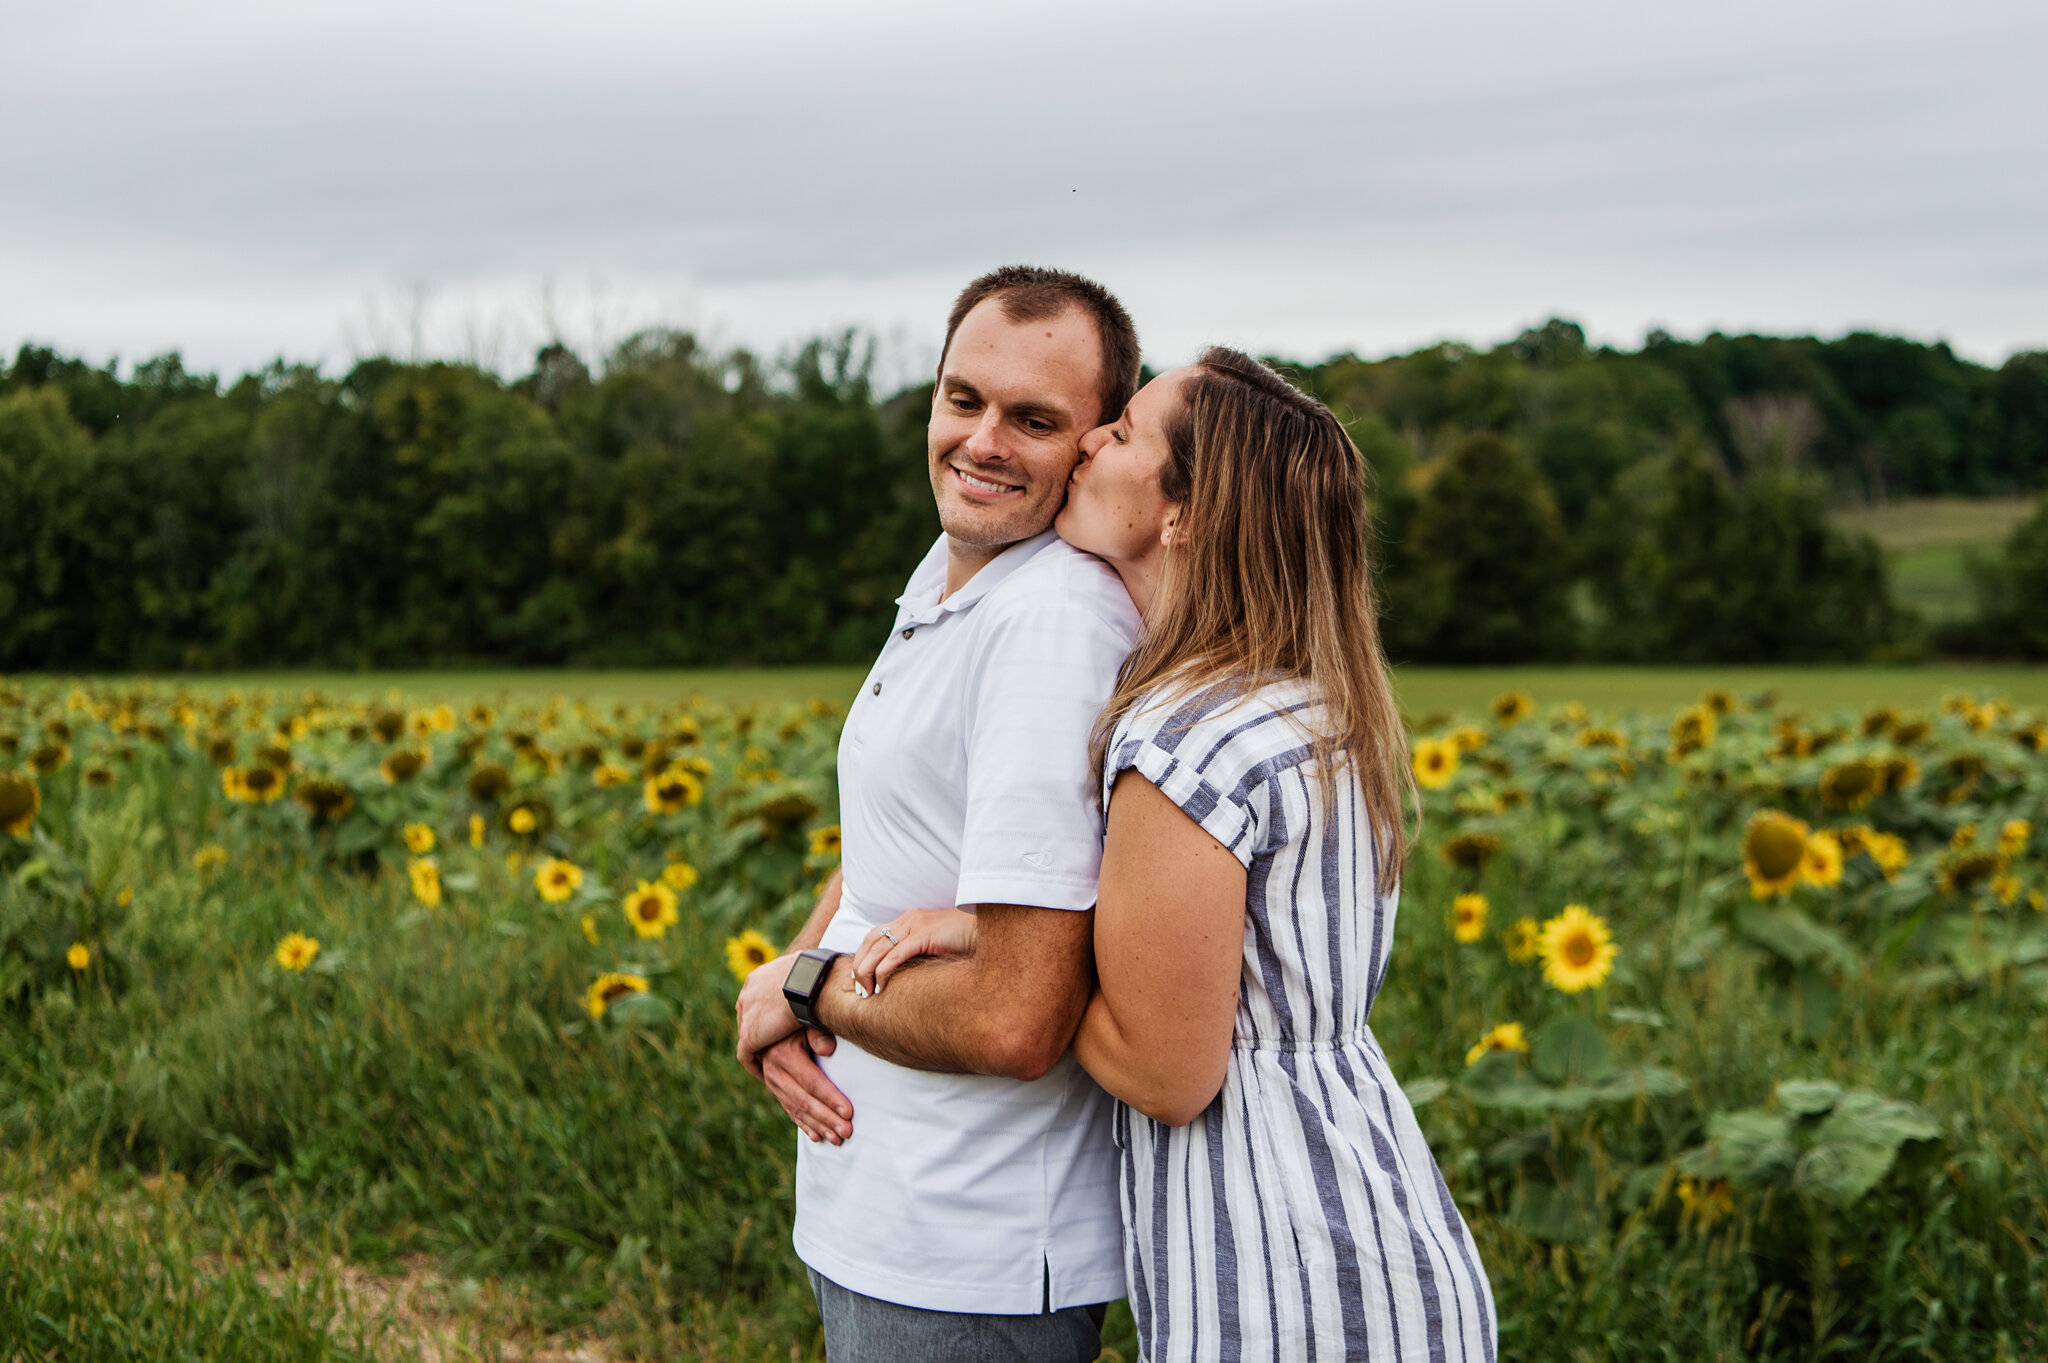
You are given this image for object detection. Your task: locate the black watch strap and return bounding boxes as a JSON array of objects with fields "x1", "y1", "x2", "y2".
[{"x1": 783, "y1": 947, "x2": 841, "y2": 1030}]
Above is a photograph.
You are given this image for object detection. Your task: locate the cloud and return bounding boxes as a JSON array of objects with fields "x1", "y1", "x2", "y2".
[{"x1": 3, "y1": 0, "x2": 2043, "y2": 379}]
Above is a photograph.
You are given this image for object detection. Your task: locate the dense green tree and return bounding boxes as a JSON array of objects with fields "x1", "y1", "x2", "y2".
[
  {"x1": 0, "y1": 321, "x2": 2037, "y2": 670},
  {"x1": 1584, "y1": 443, "x2": 1892, "y2": 662},
  {"x1": 1392, "y1": 432, "x2": 1571, "y2": 662}
]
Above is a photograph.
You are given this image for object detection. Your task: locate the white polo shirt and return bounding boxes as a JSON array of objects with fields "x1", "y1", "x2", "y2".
[{"x1": 793, "y1": 529, "x2": 1140, "y2": 1314}]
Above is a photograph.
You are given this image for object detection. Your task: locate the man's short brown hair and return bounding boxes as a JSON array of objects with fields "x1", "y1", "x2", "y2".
[{"x1": 938, "y1": 266, "x2": 1141, "y2": 426}]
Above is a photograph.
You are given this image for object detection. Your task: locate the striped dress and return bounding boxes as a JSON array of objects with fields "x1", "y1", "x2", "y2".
[{"x1": 1102, "y1": 680, "x2": 1496, "y2": 1362}]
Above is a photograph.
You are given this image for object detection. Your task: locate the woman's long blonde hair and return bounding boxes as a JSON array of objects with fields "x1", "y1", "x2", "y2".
[{"x1": 1090, "y1": 347, "x2": 1413, "y2": 892}]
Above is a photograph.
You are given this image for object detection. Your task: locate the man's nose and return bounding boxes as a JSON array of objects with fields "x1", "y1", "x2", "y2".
[{"x1": 963, "y1": 409, "x2": 1007, "y2": 463}]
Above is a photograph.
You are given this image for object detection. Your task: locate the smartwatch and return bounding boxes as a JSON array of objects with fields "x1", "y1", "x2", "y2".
[{"x1": 782, "y1": 948, "x2": 842, "y2": 1030}]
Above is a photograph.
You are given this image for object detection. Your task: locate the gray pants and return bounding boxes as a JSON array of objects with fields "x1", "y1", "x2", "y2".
[{"x1": 808, "y1": 1267, "x2": 1108, "y2": 1363}]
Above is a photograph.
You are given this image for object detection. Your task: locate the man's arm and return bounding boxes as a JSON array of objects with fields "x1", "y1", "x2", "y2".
[
  {"x1": 812, "y1": 901, "x2": 1094, "y2": 1082},
  {"x1": 743, "y1": 869, "x2": 857, "y2": 1144}
]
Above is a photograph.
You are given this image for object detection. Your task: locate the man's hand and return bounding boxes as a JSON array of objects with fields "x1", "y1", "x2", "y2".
[
  {"x1": 735, "y1": 953, "x2": 805, "y2": 1070},
  {"x1": 758, "y1": 1030, "x2": 854, "y2": 1145}
]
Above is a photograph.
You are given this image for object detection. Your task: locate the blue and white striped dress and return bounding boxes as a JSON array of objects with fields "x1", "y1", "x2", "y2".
[{"x1": 1102, "y1": 680, "x2": 1496, "y2": 1362}]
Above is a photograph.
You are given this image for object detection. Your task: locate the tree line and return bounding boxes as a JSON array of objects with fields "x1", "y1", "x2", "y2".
[{"x1": 3, "y1": 320, "x2": 2046, "y2": 671}]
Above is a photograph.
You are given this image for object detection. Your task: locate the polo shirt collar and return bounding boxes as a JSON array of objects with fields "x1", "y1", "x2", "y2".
[{"x1": 896, "y1": 530, "x2": 1059, "y2": 626}]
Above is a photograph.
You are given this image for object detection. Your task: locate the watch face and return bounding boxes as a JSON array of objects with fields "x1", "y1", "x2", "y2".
[{"x1": 783, "y1": 953, "x2": 826, "y2": 997}]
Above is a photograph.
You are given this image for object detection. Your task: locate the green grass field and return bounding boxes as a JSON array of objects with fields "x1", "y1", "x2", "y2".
[
  {"x1": 1830, "y1": 496, "x2": 2035, "y2": 624},
  {"x1": 39, "y1": 664, "x2": 2048, "y2": 723}
]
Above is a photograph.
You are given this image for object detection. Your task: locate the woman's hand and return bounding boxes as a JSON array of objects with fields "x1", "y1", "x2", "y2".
[{"x1": 851, "y1": 909, "x2": 978, "y2": 996}]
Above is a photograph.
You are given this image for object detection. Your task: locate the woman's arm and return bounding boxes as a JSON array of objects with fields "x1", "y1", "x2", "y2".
[{"x1": 1074, "y1": 769, "x2": 1248, "y2": 1127}]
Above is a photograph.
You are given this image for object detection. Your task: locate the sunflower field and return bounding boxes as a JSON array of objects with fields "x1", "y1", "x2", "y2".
[{"x1": 2, "y1": 678, "x2": 2046, "y2": 1360}]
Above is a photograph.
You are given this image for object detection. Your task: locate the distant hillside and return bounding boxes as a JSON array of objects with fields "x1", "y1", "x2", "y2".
[{"x1": 1829, "y1": 497, "x2": 2034, "y2": 624}]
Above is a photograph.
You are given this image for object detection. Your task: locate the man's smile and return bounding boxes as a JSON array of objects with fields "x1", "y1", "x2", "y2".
[{"x1": 950, "y1": 462, "x2": 1025, "y2": 497}]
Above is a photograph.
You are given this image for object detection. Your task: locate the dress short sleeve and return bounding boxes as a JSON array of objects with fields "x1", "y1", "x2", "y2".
[{"x1": 1104, "y1": 681, "x2": 1317, "y2": 868}]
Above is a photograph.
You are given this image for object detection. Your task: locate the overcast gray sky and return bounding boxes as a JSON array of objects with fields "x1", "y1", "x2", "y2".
[{"x1": 4, "y1": 0, "x2": 2044, "y2": 387}]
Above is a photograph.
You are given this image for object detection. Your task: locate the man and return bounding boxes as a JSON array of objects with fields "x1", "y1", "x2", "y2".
[{"x1": 735, "y1": 265, "x2": 1143, "y2": 1361}]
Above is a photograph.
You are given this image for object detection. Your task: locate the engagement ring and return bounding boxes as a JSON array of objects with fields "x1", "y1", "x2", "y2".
[{"x1": 881, "y1": 929, "x2": 898, "y2": 944}]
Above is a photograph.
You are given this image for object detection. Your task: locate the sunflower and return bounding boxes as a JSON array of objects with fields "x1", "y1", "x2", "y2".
[
  {"x1": 808, "y1": 824, "x2": 843, "y2": 858},
  {"x1": 1700, "y1": 688, "x2": 1735, "y2": 716},
  {"x1": 1891, "y1": 718, "x2": 1931, "y2": 746},
  {"x1": 660, "y1": 860, "x2": 700, "y2": 892},
  {"x1": 1998, "y1": 819, "x2": 2031, "y2": 859},
  {"x1": 292, "y1": 776, "x2": 355, "y2": 824},
  {"x1": 1577, "y1": 727, "x2": 1627, "y2": 752},
  {"x1": 465, "y1": 703, "x2": 496, "y2": 730},
  {"x1": 1439, "y1": 832, "x2": 1503, "y2": 871},
  {"x1": 1801, "y1": 832, "x2": 1844, "y2": 889},
  {"x1": 223, "y1": 764, "x2": 286, "y2": 804},
  {"x1": 254, "y1": 741, "x2": 292, "y2": 770},
  {"x1": 83, "y1": 764, "x2": 116, "y2": 789},
  {"x1": 370, "y1": 708, "x2": 406, "y2": 742},
  {"x1": 379, "y1": 749, "x2": 427, "y2": 784},
  {"x1": 1877, "y1": 755, "x2": 1920, "y2": 793},
  {"x1": 1676, "y1": 1176, "x2": 1735, "y2": 1229},
  {"x1": 533, "y1": 857, "x2": 584, "y2": 903},
  {"x1": 1964, "y1": 703, "x2": 1998, "y2": 734},
  {"x1": 274, "y1": 931, "x2": 320, "y2": 972},
  {"x1": 466, "y1": 762, "x2": 511, "y2": 804},
  {"x1": 1742, "y1": 810, "x2": 1810, "y2": 899},
  {"x1": 1937, "y1": 850, "x2": 2003, "y2": 895},
  {"x1": 1860, "y1": 705, "x2": 1899, "y2": 737},
  {"x1": 1464, "y1": 1021, "x2": 1529, "y2": 1066},
  {"x1": 1993, "y1": 873, "x2": 2022, "y2": 906},
  {"x1": 505, "y1": 800, "x2": 552, "y2": 838},
  {"x1": 724, "y1": 929, "x2": 780, "y2": 983},
  {"x1": 1865, "y1": 831, "x2": 1910, "y2": 880},
  {"x1": 1818, "y1": 760, "x2": 1880, "y2": 811},
  {"x1": 469, "y1": 814, "x2": 486, "y2": 848},
  {"x1": 1446, "y1": 725, "x2": 1487, "y2": 754},
  {"x1": 403, "y1": 822, "x2": 436, "y2": 855},
  {"x1": 644, "y1": 768, "x2": 704, "y2": 815},
  {"x1": 1537, "y1": 904, "x2": 1618, "y2": 994},
  {"x1": 1411, "y1": 738, "x2": 1459, "y2": 791},
  {"x1": 1490, "y1": 691, "x2": 1535, "y2": 727},
  {"x1": 192, "y1": 843, "x2": 228, "y2": 873},
  {"x1": 408, "y1": 858, "x2": 442, "y2": 908},
  {"x1": 1667, "y1": 704, "x2": 1716, "y2": 759},
  {"x1": 1951, "y1": 822, "x2": 1979, "y2": 850},
  {"x1": 66, "y1": 942, "x2": 90, "y2": 971},
  {"x1": 584, "y1": 971, "x2": 650, "y2": 1019},
  {"x1": 0, "y1": 772, "x2": 38, "y2": 837},
  {"x1": 745, "y1": 791, "x2": 823, "y2": 836},
  {"x1": 592, "y1": 762, "x2": 633, "y2": 788},
  {"x1": 2013, "y1": 722, "x2": 2048, "y2": 753},
  {"x1": 1503, "y1": 916, "x2": 1540, "y2": 963},
  {"x1": 623, "y1": 880, "x2": 680, "y2": 939},
  {"x1": 1449, "y1": 892, "x2": 1488, "y2": 944},
  {"x1": 28, "y1": 743, "x2": 70, "y2": 775}
]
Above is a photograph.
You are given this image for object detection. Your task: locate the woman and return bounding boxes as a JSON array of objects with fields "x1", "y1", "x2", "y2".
[{"x1": 852, "y1": 348, "x2": 1496, "y2": 1361}]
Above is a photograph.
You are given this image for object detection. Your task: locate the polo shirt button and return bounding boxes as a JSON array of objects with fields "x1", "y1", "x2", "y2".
[
  {"x1": 872, "y1": 682, "x2": 882, "y2": 696},
  {"x1": 901, "y1": 628, "x2": 914, "y2": 640}
]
